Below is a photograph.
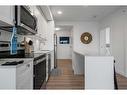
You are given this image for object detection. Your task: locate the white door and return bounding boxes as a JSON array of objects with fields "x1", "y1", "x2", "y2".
[{"x1": 57, "y1": 36, "x2": 72, "y2": 59}]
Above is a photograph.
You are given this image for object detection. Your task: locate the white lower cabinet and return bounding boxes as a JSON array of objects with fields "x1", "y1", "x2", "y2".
[
  {"x1": 85, "y1": 56, "x2": 114, "y2": 89},
  {"x1": 0, "y1": 59, "x2": 33, "y2": 89},
  {"x1": 16, "y1": 60, "x2": 33, "y2": 89}
]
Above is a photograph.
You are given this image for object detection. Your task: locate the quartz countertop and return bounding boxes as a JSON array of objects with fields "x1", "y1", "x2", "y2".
[{"x1": 0, "y1": 58, "x2": 33, "y2": 68}]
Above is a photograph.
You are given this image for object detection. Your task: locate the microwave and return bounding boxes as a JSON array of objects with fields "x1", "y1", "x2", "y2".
[{"x1": 15, "y1": 6, "x2": 37, "y2": 35}]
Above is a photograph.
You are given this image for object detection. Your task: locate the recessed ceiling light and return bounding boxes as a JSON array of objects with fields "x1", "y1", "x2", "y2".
[
  {"x1": 55, "y1": 27, "x2": 61, "y2": 31},
  {"x1": 57, "y1": 11, "x2": 62, "y2": 14}
]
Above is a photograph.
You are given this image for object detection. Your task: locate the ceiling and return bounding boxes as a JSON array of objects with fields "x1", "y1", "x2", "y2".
[
  {"x1": 55, "y1": 25, "x2": 73, "y2": 32},
  {"x1": 50, "y1": 6, "x2": 122, "y2": 22}
]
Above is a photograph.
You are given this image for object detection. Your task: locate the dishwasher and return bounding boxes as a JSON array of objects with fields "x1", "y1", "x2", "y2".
[{"x1": 33, "y1": 54, "x2": 46, "y2": 89}]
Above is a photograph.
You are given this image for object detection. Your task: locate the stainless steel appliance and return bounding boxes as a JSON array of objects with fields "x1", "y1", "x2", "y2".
[
  {"x1": 48, "y1": 54, "x2": 51, "y2": 77},
  {"x1": 33, "y1": 54, "x2": 46, "y2": 89},
  {"x1": 15, "y1": 6, "x2": 37, "y2": 35},
  {"x1": 0, "y1": 41, "x2": 25, "y2": 58},
  {"x1": 54, "y1": 34, "x2": 57, "y2": 68},
  {"x1": 50, "y1": 34, "x2": 61, "y2": 76}
]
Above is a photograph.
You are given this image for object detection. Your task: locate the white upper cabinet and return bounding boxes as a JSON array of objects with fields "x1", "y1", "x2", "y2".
[{"x1": 0, "y1": 6, "x2": 14, "y2": 26}]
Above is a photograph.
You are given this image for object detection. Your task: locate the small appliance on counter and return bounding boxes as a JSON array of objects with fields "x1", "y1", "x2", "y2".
[{"x1": 20, "y1": 37, "x2": 34, "y2": 54}]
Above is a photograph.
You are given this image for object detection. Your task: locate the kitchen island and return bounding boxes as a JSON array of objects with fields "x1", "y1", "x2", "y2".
[{"x1": 73, "y1": 50, "x2": 114, "y2": 89}]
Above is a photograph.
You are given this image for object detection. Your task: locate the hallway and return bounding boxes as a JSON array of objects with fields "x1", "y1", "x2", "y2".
[{"x1": 46, "y1": 59, "x2": 84, "y2": 89}]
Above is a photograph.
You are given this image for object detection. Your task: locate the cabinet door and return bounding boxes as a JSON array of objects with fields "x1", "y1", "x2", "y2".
[
  {"x1": 16, "y1": 61, "x2": 33, "y2": 89},
  {"x1": 0, "y1": 6, "x2": 14, "y2": 26}
]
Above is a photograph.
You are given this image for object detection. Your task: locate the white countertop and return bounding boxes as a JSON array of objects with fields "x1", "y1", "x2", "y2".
[
  {"x1": 0, "y1": 58, "x2": 33, "y2": 68},
  {"x1": 34, "y1": 50, "x2": 53, "y2": 54}
]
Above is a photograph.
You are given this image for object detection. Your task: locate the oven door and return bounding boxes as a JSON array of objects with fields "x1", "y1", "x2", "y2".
[{"x1": 34, "y1": 58, "x2": 46, "y2": 89}]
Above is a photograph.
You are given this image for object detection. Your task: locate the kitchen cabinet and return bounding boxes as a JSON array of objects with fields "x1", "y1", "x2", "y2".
[
  {"x1": 16, "y1": 60, "x2": 33, "y2": 89},
  {"x1": 0, "y1": 59, "x2": 33, "y2": 89},
  {"x1": 26, "y1": 6, "x2": 37, "y2": 18},
  {"x1": 0, "y1": 6, "x2": 14, "y2": 26},
  {"x1": 46, "y1": 53, "x2": 51, "y2": 81},
  {"x1": 85, "y1": 56, "x2": 114, "y2": 89}
]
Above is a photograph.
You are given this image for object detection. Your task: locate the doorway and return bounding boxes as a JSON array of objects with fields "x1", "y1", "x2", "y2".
[{"x1": 55, "y1": 25, "x2": 73, "y2": 59}]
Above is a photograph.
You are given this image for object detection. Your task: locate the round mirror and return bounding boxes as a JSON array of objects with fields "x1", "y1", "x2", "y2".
[{"x1": 80, "y1": 32, "x2": 92, "y2": 44}]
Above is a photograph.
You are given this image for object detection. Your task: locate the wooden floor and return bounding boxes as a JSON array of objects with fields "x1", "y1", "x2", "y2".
[
  {"x1": 46, "y1": 59, "x2": 84, "y2": 89},
  {"x1": 116, "y1": 73, "x2": 127, "y2": 89},
  {"x1": 46, "y1": 59, "x2": 127, "y2": 90}
]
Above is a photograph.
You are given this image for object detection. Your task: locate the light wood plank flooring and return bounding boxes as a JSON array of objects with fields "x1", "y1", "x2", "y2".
[
  {"x1": 116, "y1": 73, "x2": 127, "y2": 89},
  {"x1": 46, "y1": 59, "x2": 84, "y2": 89}
]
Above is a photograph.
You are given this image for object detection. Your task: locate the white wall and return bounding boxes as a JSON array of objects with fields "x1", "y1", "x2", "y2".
[
  {"x1": 99, "y1": 7, "x2": 127, "y2": 76},
  {"x1": 73, "y1": 22, "x2": 100, "y2": 55},
  {"x1": 56, "y1": 21, "x2": 100, "y2": 55},
  {"x1": 55, "y1": 30, "x2": 72, "y2": 59},
  {"x1": 40, "y1": 21, "x2": 54, "y2": 51},
  {"x1": 72, "y1": 52, "x2": 84, "y2": 74}
]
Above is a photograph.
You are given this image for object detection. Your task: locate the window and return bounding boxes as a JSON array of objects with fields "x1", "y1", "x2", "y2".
[{"x1": 106, "y1": 27, "x2": 110, "y2": 44}]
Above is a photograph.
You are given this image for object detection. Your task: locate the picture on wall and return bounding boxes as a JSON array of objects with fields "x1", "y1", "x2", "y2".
[{"x1": 59, "y1": 36, "x2": 70, "y2": 44}]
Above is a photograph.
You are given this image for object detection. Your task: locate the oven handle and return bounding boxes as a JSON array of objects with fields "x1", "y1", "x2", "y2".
[{"x1": 34, "y1": 57, "x2": 46, "y2": 65}]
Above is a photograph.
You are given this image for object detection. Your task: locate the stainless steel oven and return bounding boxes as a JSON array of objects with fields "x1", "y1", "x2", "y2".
[
  {"x1": 15, "y1": 6, "x2": 37, "y2": 35},
  {"x1": 33, "y1": 54, "x2": 46, "y2": 89}
]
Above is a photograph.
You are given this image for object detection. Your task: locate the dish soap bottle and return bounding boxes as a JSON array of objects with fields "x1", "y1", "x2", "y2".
[{"x1": 10, "y1": 26, "x2": 17, "y2": 55}]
